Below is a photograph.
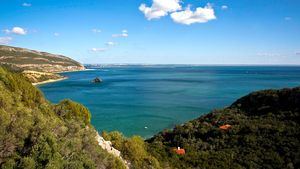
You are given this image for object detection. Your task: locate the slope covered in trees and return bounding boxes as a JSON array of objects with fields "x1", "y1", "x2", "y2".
[
  {"x1": 145, "y1": 87, "x2": 300, "y2": 169},
  {"x1": 102, "y1": 87, "x2": 300, "y2": 169},
  {"x1": 0, "y1": 67, "x2": 125, "y2": 169}
]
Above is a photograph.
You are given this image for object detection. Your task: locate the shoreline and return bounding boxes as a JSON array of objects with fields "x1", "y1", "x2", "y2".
[
  {"x1": 33, "y1": 77, "x2": 68, "y2": 86},
  {"x1": 33, "y1": 68, "x2": 87, "y2": 86},
  {"x1": 56, "y1": 68, "x2": 89, "y2": 74}
]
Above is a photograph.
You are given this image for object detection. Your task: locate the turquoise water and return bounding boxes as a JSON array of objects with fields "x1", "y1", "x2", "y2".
[{"x1": 39, "y1": 66, "x2": 300, "y2": 138}]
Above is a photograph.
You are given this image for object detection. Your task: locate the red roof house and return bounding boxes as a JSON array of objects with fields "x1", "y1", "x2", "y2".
[
  {"x1": 175, "y1": 147, "x2": 185, "y2": 155},
  {"x1": 219, "y1": 124, "x2": 232, "y2": 130}
]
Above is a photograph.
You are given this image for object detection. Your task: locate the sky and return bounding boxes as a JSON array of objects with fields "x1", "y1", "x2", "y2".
[{"x1": 0, "y1": 0, "x2": 300, "y2": 64}]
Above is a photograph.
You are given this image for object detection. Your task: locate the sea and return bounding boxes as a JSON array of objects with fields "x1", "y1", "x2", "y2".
[{"x1": 38, "y1": 65, "x2": 300, "y2": 138}]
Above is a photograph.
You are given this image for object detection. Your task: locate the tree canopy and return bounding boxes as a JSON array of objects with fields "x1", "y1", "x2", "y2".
[{"x1": 0, "y1": 67, "x2": 125, "y2": 169}]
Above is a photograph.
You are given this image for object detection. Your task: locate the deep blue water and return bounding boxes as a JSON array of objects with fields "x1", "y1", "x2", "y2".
[{"x1": 39, "y1": 66, "x2": 300, "y2": 138}]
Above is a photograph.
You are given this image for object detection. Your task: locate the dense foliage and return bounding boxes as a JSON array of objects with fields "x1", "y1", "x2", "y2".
[
  {"x1": 102, "y1": 87, "x2": 300, "y2": 169},
  {"x1": 146, "y1": 87, "x2": 300, "y2": 169},
  {"x1": 0, "y1": 67, "x2": 125, "y2": 169},
  {"x1": 102, "y1": 131, "x2": 160, "y2": 169},
  {"x1": 22, "y1": 71, "x2": 64, "y2": 84}
]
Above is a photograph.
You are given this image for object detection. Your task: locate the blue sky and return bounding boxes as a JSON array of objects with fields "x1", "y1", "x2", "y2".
[{"x1": 0, "y1": 0, "x2": 300, "y2": 64}]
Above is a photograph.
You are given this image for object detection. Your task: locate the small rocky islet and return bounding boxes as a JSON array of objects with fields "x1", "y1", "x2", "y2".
[{"x1": 92, "y1": 77, "x2": 103, "y2": 83}]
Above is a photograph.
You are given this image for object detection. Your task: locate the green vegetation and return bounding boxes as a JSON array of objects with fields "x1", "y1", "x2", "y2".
[
  {"x1": 146, "y1": 87, "x2": 300, "y2": 169},
  {"x1": 103, "y1": 87, "x2": 300, "y2": 169},
  {"x1": 102, "y1": 131, "x2": 161, "y2": 169},
  {"x1": 1, "y1": 65, "x2": 299, "y2": 169},
  {"x1": 0, "y1": 67, "x2": 125, "y2": 169},
  {"x1": 22, "y1": 71, "x2": 64, "y2": 84}
]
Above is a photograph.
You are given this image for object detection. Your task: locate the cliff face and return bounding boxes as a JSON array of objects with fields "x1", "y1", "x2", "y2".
[{"x1": 0, "y1": 45, "x2": 85, "y2": 73}]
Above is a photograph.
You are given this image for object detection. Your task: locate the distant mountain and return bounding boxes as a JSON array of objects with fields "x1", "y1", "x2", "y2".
[{"x1": 0, "y1": 45, "x2": 85, "y2": 73}]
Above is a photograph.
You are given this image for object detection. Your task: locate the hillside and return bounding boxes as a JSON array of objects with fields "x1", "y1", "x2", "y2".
[
  {"x1": 99, "y1": 87, "x2": 300, "y2": 169},
  {"x1": 145, "y1": 87, "x2": 300, "y2": 169},
  {"x1": 0, "y1": 66, "x2": 299, "y2": 169},
  {"x1": 0, "y1": 45, "x2": 85, "y2": 73},
  {"x1": 0, "y1": 67, "x2": 125, "y2": 169}
]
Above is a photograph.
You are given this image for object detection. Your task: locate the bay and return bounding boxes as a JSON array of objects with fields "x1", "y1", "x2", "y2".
[{"x1": 39, "y1": 65, "x2": 300, "y2": 138}]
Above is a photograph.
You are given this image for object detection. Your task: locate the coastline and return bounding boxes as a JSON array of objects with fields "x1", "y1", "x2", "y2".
[
  {"x1": 56, "y1": 68, "x2": 89, "y2": 73},
  {"x1": 33, "y1": 67, "x2": 87, "y2": 86},
  {"x1": 33, "y1": 77, "x2": 68, "y2": 86}
]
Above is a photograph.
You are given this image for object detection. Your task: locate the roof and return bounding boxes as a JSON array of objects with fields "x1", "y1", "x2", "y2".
[
  {"x1": 176, "y1": 149, "x2": 186, "y2": 155},
  {"x1": 219, "y1": 124, "x2": 231, "y2": 130}
]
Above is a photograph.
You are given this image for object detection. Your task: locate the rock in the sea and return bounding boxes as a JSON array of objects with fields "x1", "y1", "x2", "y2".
[{"x1": 92, "y1": 77, "x2": 102, "y2": 83}]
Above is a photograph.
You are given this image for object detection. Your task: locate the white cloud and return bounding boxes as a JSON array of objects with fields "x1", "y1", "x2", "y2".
[
  {"x1": 139, "y1": 0, "x2": 182, "y2": 20},
  {"x1": 112, "y1": 30, "x2": 129, "y2": 38},
  {"x1": 92, "y1": 29, "x2": 102, "y2": 33},
  {"x1": 54, "y1": 32, "x2": 60, "y2": 36},
  {"x1": 221, "y1": 5, "x2": 228, "y2": 10},
  {"x1": 0, "y1": 37, "x2": 13, "y2": 44},
  {"x1": 12, "y1": 27, "x2": 27, "y2": 35},
  {"x1": 4, "y1": 27, "x2": 27, "y2": 35},
  {"x1": 91, "y1": 48, "x2": 107, "y2": 52},
  {"x1": 170, "y1": 4, "x2": 216, "y2": 25},
  {"x1": 106, "y1": 41, "x2": 116, "y2": 46},
  {"x1": 22, "y1": 3, "x2": 31, "y2": 7}
]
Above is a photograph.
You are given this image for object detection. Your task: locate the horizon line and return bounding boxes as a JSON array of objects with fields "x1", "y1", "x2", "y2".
[{"x1": 83, "y1": 63, "x2": 300, "y2": 66}]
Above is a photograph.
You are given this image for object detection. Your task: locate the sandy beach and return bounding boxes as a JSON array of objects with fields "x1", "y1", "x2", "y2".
[{"x1": 32, "y1": 77, "x2": 68, "y2": 86}]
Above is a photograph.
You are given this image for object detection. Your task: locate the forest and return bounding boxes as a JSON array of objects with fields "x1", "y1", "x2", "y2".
[
  {"x1": 104, "y1": 87, "x2": 300, "y2": 169},
  {"x1": 0, "y1": 67, "x2": 125, "y2": 169}
]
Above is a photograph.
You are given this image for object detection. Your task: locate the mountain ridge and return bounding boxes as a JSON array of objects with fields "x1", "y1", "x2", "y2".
[
  {"x1": 0, "y1": 45, "x2": 85, "y2": 73},
  {"x1": 0, "y1": 45, "x2": 85, "y2": 84}
]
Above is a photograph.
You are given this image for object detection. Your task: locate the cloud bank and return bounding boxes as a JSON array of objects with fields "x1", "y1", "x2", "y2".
[
  {"x1": 139, "y1": 0, "x2": 181, "y2": 20},
  {"x1": 170, "y1": 4, "x2": 216, "y2": 25},
  {"x1": 139, "y1": 0, "x2": 216, "y2": 25}
]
